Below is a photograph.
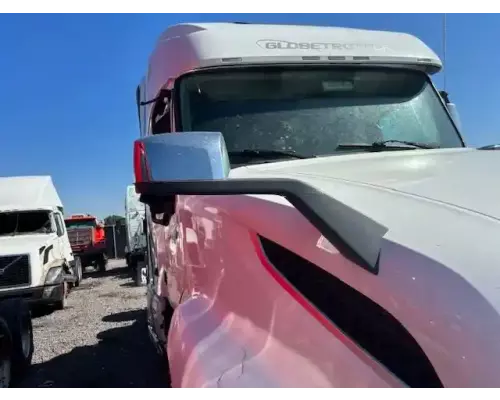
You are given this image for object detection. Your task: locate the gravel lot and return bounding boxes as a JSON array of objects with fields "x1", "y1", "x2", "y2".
[{"x1": 17, "y1": 259, "x2": 170, "y2": 388}]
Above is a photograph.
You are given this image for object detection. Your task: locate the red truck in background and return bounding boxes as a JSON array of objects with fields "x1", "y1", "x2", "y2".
[{"x1": 64, "y1": 214, "x2": 108, "y2": 272}]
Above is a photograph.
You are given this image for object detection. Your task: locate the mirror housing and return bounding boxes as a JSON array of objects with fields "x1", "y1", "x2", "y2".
[
  {"x1": 133, "y1": 132, "x2": 230, "y2": 183},
  {"x1": 439, "y1": 90, "x2": 462, "y2": 133},
  {"x1": 133, "y1": 131, "x2": 230, "y2": 224},
  {"x1": 446, "y1": 102, "x2": 462, "y2": 132},
  {"x1": 134, "y1": 131, "x2": 388, "y2": 274}
]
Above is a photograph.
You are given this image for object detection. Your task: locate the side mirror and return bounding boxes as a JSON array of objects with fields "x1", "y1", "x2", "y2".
[
  {"x1": 133, "y1": 131, "x2": 230, "y2": 183},
  {"x1": 439, "y1": 90, "x2": 462, "y2": 133},
  {"x1": 133, "y1": 132, "x2": 388, "y2": 275},
  {"x1": 133, "y1": 131, "x2": 231, "y2": 224},
  {"x1": 445, "y1": 102, "x2": 462, "y2": 132}
]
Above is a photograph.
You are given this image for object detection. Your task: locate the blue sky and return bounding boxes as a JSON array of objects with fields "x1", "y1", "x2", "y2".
[{"x1": 0, "y1": 13, "x2": 498, "y2": 218}]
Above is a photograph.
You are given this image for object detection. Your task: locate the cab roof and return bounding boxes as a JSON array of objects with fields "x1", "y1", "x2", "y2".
[
  {"x1": 65, "y1": 214, "x2": 96, "y2": 221},
  {"x1": 0, "y1": 175, "x2": 62, "y2": 212},
  {"x1": 145, "y1": 22, "x2": 441, "y2": 97}
]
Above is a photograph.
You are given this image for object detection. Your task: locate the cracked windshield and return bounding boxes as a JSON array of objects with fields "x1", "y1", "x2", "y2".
[{"x1": 179, "y1": 67, "x2": 463, "y2": 166}]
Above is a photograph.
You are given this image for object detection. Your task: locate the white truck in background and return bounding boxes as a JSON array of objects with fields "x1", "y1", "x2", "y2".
[
  {"x1": 0, "y1": 176, "x2": 82, "y2": 311},
  {"x1": 125, "y1": 184, "x2": 147, "y2": 286}
]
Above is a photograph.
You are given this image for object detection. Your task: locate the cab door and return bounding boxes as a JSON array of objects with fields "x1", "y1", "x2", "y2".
[
  {"x1": 54, "y1": 212, "x2": 73, "y2": 262},
  {"x1": 145, "y1": 208, "x2": 168, "y2": 353}
]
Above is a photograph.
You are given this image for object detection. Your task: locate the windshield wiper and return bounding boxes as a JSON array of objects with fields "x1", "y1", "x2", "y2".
[
  {"x1": 337, "y1": 140, "x2": 439, "y2": 151},
  {"x1": 478, "y1": 144, "x2": 500, "y2": 150},
  {"x1": 374, "y1": 140, "x2": 439, "y2": 149},
  {"x1": 228, "y1": 149, "x2": 313, "y2": 160}
]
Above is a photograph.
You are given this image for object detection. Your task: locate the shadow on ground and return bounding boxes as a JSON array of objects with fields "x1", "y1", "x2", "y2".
[
  {"x1": 83, "y1": 265, "x2": 132, "y2": 280},
  {"x1": 18, "y1": 309, "x2": 170, "y2": 388},
  {"x1": 31, "y1": 305, "x2": 76, "y2": 320},
  {"x1": 102, "y1": 309, "x2": 142, "y2": 323},
  {"x1": 30, "y1": 266, "x2": 130, "y2": 319},
  {"x1": 120, "y1": 282, "x2": 137, "y2": 288}
]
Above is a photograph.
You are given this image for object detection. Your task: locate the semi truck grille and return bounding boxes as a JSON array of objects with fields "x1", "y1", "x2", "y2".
[{"x1": 0, "y1": 254, "x2": 31, "y2": 288}]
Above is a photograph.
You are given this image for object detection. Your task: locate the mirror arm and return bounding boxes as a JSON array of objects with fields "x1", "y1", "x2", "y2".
[
  {"x1": 439, "y1": 90, "x2": 450, "y2": 104},
  {"x1": 136, "y1": 179, "x2": 387, "y2": 275},
  {"x1": 140, "y1": 88, "x2": 172, "y2": 107},
  {"x1": 133, "y1": 131, "x2": 387, "y2": 276}
]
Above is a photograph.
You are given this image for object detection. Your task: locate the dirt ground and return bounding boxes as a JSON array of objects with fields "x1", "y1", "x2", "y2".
[{"x1": 17, "y1": 259, "x2": 170, "y2": 388}]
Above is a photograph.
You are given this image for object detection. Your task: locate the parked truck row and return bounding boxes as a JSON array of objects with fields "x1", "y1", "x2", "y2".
[
  {"x1": 0, "y1": 175, "x2": 146, "y2": 386},
  {"x1": 0, "y1": 176, "x2": 80, "y2": 386}
]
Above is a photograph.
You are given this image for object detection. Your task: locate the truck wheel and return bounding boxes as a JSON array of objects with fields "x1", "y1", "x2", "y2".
[
  {"x1": 0, "y1": 299, "x2": 34, "y2": 377},
  {"x1": 0, "y1": 350, "x2": 11, "y2": 388},
  {"x1": 134, "y1": 261, "x2": 146, "y2": 287},
  {"x1": 0, "y1": 321, "x2": 12, "y2": 388},
  {"x1": 55, "y1": 282, "x2": 67, "y2": 310},
  {"x1": 80, "y1": 257, "x2": 88, "y2": 272},
  {"x1": 73, "y1": 257, "x2": 83, "y2": 287},
  {"x1": 98, "y1": 254, "x2": 107, "y2": 272},
  {"x1": 130, "y1": 254, "x2": 138, "y2": 270}
]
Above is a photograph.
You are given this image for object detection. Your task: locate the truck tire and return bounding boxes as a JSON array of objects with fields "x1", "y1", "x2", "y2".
[
  {"x1": 98, "y1": 253, "x2": 107, "y2": 272},
  {"x1": 55, "y1": 281, "x2": 67, "y2": 310},
  {"x1": 0, "y1": 299, "x2": 33, "y2": 378},
  {"x1": 73, "y1": 256, "x2": 83, "y2": 287},
  {"x1": 134, "y1": 261, "x2": 146, "y2": 287},
  {"x1": 0, "y1": 320, "x2": 12, "y2": 388},
  {"x1": 130, "y1": 255, "x2": 137, "y2": 270}
]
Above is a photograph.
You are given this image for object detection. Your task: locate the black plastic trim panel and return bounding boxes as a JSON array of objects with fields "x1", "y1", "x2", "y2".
[
  {"x1": 257, "y1": 235, "x2": 443, "y2": 388},
  {"x1": 136, "y1": 179, "x2": 386, "y2": 274}
]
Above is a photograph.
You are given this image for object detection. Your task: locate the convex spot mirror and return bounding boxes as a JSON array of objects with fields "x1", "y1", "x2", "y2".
[{"x1": 439, "y1": 90, "x2": 462, "y2": 133}]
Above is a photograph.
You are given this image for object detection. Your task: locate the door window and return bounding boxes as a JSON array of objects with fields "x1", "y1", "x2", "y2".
[{"x1": 54, "y1": 213, "x2": 65, "y2": 237}]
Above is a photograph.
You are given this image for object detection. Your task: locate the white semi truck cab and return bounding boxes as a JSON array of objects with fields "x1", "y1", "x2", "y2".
[
  {"x1": 134, "y1": 24, "x2": 468, "y2": 387},
  {"x1": 0, "y1": 176, "x2": 81, "y2": 310}
]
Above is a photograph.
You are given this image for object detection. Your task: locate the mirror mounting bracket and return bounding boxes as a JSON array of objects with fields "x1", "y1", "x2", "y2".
[
  {"x1": 137, "y1": 179, "x2": 387, "y2": 276},
  {"x1": 134, "y1": 131, "x2": 387, "y2": 276}
]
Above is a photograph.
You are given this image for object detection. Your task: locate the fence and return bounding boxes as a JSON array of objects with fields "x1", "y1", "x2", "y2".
[{"x1": 104, "y1": 221, "x2": 127, "y2": 259}]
